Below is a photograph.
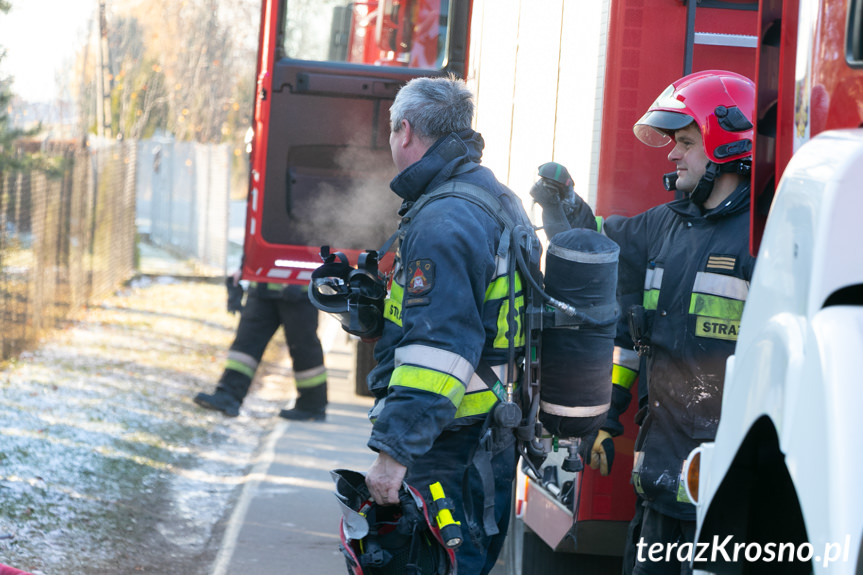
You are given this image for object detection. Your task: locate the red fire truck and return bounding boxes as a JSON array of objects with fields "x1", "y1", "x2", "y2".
[{"x1": 244, "y1": 0, "x2": 863, "y2": 573}]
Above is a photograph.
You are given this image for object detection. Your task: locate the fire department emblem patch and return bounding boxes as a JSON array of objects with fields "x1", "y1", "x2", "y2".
[{"x1": 406, "y1": 259, "x2": 434, "y2": 297}]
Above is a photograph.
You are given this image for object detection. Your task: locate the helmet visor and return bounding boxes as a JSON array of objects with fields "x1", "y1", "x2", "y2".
[{"x1": 633, "y1": 110, "x2": 694, "y2": 147}]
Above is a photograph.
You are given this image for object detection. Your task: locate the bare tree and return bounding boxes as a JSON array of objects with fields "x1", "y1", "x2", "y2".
[{"x1": 75, "y1": 0, "x2": 259, "y2": 146}]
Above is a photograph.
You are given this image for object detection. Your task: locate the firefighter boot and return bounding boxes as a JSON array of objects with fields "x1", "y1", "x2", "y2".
[
  {"x1": 194, "y1": 370, "x2": 252, "y2": 417},
  {"x1": 279, "y1": 380, "x2": 327, "y2": 422},
  {"x1": 194, "y1": 389, "x2": 241, "y2": 417}
]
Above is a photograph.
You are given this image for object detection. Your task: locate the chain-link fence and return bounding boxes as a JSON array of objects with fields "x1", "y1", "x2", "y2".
[
  {"x1": 0, "y1": 136, "x2": 233, "y2": 362},
  {"x1": 0, "y1": 141, "x2": 137, "y2": 361}
]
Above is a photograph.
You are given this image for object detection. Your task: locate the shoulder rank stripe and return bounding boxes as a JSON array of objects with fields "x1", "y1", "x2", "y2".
[{"x1": 706, "y1": 255, "x2": 737, "y2": 271}]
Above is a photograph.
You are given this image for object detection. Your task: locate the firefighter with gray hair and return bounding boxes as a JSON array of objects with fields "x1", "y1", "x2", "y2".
[{"x1": 363, "y1": 74, "x2": 532, "y2": 575}]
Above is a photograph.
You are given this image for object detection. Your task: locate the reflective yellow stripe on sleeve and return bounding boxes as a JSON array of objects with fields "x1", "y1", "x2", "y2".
[
  {"x1": 454, "y1": 390, "x2": 498, "y2": 418},
  {"x1": 612, "y1": 346, "x2": 639, "y2": 390},
  {"x1": 456, "y1": 364, "x2": 509, "y2": 418},
  {"x1": 389, "y1": 365, "x2": 465, "y2": 407},
  {"x1": 395, "y1": 345, "x2": 475, "y2": 384}
]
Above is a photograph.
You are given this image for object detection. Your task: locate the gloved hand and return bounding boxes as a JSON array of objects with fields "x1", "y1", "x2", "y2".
[
  {"x1": 225, "y1": 271, "x2": 244, "y2": 314},
  {"x1": 529, "y1": 162, "x2": 597, "y2": 236},
  {"x1": 530, "y1": 179, "x2": 572, "y2": 240},
  {"x1": 529, "y1": 178, "x2": 566, "y2": 207},
  {"x1": 588, "y1": 429, "x2": 615, "y2": 476}
]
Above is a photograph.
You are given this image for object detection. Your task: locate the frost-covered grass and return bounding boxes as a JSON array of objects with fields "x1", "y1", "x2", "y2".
[{"x1": 0, "y1": 277, "x2": 289, "y2": 575}]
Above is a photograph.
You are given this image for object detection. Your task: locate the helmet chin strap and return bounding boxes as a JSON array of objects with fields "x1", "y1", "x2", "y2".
[
  {"x1": 663, "y1": 159, "x2": 751, "y2": 205},
  {"x1": 687, "y1": 161, "x2": 720, "y2": 206},
  {"x1": 686, "y1": 159, "x2": 751, "y2": 206}
]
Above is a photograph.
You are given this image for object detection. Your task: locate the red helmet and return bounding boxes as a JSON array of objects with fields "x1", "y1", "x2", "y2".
[
  {"x1": 633, "y1": 70, "x2": 755, "y2": 164},
  {"x1": 332, "y1": 469, "x2": 457, "y2": 575}
]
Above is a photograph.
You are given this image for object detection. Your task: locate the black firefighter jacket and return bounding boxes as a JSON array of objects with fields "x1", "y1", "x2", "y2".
[{"x1": 603, "y1": 182, "x2": 755, "y2": 520}]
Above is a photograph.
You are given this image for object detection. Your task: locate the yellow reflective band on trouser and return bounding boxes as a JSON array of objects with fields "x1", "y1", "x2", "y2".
[
  {"x1": 295, "y1": 365, "x2": 327, "y2": 388},
  {"x1": 383, "y1": 281, "x2": 404, "y2": 327},
  {"x1": 225, "y1": 358, "x2": 255, "y2": 379},
  {"x1": 225, "y1": 350, "x2": 258, "y2": 379},
  {"x1": 389, "y1": 364, "x2": 465, "y2": 407}
]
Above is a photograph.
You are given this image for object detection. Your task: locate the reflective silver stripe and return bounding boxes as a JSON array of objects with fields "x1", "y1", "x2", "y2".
[
  {"x1": 548, "y1": 242, "x2": 619, "y2": 264},
  {"x1": 295, "y1": 365, "x2": 326, "y2": 381},
  {"x1": 394, "y1": 344, "x2": 474, "y2": 385},
  {"x1": 693, "y1": 271, "x2": 749, "y2": 301},
  {"x1": 493, "y1": 253, "x2": 509, "y2": 279},
  {"x1": 540, "y1": 400, "x2": 611, "y2": 418},
  {"x1": 644, "y1": 267, "x2": 663, "y2": 290},
  {"x1": 614, "y1": 346, "x2": 640, "y2": 371},
  {"x1": 466, "y1": 363, "x2": 507, "y2": 394},
  {"x1": 227, "y1": 350, "x2": 258, "y2": 371}
]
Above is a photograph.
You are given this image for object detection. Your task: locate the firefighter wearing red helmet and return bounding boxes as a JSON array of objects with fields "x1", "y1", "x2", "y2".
[
  {"x1": 634, "y1": 70, "x2": 755, "y2": 206},
  {"x1": 532, "y1": 70, "x2": 756, "y2": 574}
]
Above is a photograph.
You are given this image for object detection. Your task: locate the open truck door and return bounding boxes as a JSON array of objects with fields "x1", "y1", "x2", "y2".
[{"x1": 243, "y1": 0, "x2": 471, "y2": 286}]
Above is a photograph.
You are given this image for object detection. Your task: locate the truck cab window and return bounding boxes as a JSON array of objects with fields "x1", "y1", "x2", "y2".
[{"x1": 281, "y1": 0, "x2": 450, "y2": 69}]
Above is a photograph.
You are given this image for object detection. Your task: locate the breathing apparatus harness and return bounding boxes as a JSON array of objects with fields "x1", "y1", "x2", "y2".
[{"x1": 312, "y1": 164, "x2": 618, "y2": 532}]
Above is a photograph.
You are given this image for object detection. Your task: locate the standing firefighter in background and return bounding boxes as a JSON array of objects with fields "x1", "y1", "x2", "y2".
[
  {"x1": 363, "y1": 75, "x2": 532, "y2": 575},
  {"x1": 194, "y1": 270, "x2": 328, "y2": 421},
  {"x1": 532, "y1": 70, "x2": 756, "y2": 574}
]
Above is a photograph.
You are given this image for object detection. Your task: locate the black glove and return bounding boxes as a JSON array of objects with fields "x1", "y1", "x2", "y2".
[
  {"x1": 529, "y1": 178, "x2": 568, "y2": 206},
  {"x1": 226, "y1": 276, "x2": 244, "y2": 314},
  {"x1": 529, "y1": 163, "x2": 597, "y2": 237},
  {"x1": 530, "y1": 179, "x2": 573, "y2": 239}
]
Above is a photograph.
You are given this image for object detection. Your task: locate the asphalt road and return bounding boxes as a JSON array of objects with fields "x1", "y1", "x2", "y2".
[
  {"x1": 208, "y1": 328, "x2": 377, "y2": 575},
  {"x1": 140, "y1": 234, "x2": 385, "y2": 574}
]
